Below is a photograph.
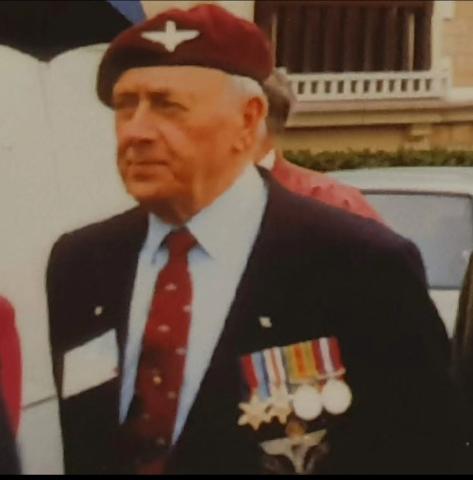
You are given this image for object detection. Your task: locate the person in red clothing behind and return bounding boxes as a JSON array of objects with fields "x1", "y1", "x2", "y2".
[
  {"x1": 0, "y1": 296, "x2": 21, "y2": 474},
  {"x1": 0, "y1": 295, "x2": 22, "y2": 434},
  {"x1": 258, "y1": 69, "x2": 383, "y2": 223}
]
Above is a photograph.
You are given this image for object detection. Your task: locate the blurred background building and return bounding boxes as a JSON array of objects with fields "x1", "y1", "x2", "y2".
[
  {"x1": 145, "y1": 1, "x2": 473, "y2": 152},
  {"x1": 2, "y1": 0, "x2": 472, "y2": 153}
]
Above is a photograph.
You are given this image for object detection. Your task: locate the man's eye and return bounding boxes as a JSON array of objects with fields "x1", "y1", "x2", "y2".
[
  {"x1": 152, "y1": 97, "x2": 186, "y2": 111},
  {"x1": 112, "y1": 97, "x2": 135, "y2": 111}
]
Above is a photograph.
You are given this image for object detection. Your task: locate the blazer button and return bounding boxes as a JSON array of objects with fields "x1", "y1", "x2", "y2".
[{"x1": 155, "y1": 436, "x2": 168, "y2": 448}]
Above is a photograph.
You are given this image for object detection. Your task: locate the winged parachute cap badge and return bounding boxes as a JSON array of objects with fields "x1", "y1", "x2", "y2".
[
  {"x1": 141, "y1": 20, "x2": 200, "y2": 52},
  {"x1": 260, "y1": 426, "x2": 327, "y2": 474}
]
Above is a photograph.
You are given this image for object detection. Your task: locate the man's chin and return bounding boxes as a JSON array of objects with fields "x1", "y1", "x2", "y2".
[
  {"x1": 129, "y1": 185, "x2": 185, "y2": 214},
  {"x1": 125, "y1": 183, "x2": 168, "y2": 202},
  {"x1": 128, "y1": 189, "x2": 169, "y2": 204}
]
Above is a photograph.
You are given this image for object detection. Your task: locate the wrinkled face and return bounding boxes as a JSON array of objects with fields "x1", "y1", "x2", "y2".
[{"x1": 112, "y1": 66, "x2": 251, "y2": 223}]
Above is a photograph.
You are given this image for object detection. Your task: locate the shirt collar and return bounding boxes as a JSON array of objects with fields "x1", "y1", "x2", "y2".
[
  {"x1": 187, "y1": 164, "x2": 267, "y2": 263},
  {"x1": 259, "y1": 149, "x2": 276, "y2": 170},
  {"x1": 143, "y1": 164, "x2": 267, "y2": 264},
  {"x1": 142, "y1": 214, "x2": 173, "y2": 263}
]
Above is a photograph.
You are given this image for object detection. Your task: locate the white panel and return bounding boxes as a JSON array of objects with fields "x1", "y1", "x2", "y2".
[
  {"x1": 141, "y1": 1, "x2": 255, "y2": 20},
  {"x1": 44, "y1": 44, "x2": 135, "y2": 233},
  {"x1": 1, "y1": 45, "x2": 138, "y2": 474},
  {"x1": 142, "y1": 0, "x2": 200, "y2": 17},
  {"x1": 0, "y1": 46, "x2": 58, "y2": 405},
  {"x1": 217, "y1": 1, "x2": 254, "y2": 20},
  {"x1": 430, "y1": 290, "x2": 459, "y2": 338}
]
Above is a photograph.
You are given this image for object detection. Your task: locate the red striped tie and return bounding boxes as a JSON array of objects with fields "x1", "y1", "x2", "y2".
[{"x1": 128, "y1": 228, "x2": 196, "y2": 473}]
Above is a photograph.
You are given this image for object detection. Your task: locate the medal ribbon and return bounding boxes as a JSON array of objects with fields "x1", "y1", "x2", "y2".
[
  {"x1": 283, "y1": 342, "x2": 320, "y2": 384},
  {"x1": 241, "y1": 354, "x2": 259, "y2": 393},
  {"x1": 241, "y1": 338, "x2": 346, "y2": 396},
  {"x1": 252, "y1": 351, "x2": 271, "y2": 400},
  {"x1": 263, "y1": 347, "x2": 289, "y2": 394},
  {"x1": 313, "y1": 337, "x2": 346, "y2": 379},
  {"x1": 241, "y1": 352, "x2": 271, "y2": 399}
]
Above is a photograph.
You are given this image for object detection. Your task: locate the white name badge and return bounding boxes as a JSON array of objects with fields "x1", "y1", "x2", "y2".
[{"x1": 62, "y1": 329, "x2": 119, "y2": 399}]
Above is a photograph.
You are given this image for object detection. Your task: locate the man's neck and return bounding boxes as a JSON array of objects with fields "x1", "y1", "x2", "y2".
[{"x1": 143, "y1": 160, "x2": 255, "y2": 225}]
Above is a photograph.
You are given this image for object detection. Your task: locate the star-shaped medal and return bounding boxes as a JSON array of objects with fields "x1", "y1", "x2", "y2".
[
  {"x1": 268, "y1": 385, "x2": 292, "y2": 424},
  {"x1": 238, "y1": 393, "x2": 270, "y2": 430}
]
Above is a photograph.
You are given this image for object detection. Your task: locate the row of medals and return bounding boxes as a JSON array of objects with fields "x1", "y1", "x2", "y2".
[{"x1": 238, "y1": 378, "x2": 353, "y2": 431}]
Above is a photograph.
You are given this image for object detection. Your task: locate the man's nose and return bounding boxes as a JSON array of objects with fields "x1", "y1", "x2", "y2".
[{"x1": 122, "y1": 103, "x2": 156, "y2": 143}]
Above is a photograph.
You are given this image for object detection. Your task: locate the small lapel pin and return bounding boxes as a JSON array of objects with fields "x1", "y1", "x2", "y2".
[
  {"x1": 94, "y1": 305, "x2": 104, "y2": 317},
  {"x1": 259, "y1": 316, "x2": 272, "y2": 328}
]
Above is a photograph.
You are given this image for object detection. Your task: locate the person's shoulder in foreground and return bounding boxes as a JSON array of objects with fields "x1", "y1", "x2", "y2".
[
  {"x1": 273, "y1": 154, "x2": 384, "y2": 222},
  {"x1": 0, "y1": 296, "x2": 22, "y2": 434},
  {"x1": 0, "y1": 297, "x2": 20, "y2": 474}
]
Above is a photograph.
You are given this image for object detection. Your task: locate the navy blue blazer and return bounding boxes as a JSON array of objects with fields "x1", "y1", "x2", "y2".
[{"x1": 47, "y1": 174, "x2": 467, "y2": 474}]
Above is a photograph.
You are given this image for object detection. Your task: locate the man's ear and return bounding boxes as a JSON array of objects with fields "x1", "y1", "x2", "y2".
[{"x1": 233, "y1": 96, "x2": 268, "y2": 153}]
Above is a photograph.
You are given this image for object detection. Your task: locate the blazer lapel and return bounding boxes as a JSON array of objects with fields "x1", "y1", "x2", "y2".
[{"x1": 92, "y1": 208, "x2": 149, "y2": 411}]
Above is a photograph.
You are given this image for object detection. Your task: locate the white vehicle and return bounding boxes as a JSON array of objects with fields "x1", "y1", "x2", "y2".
[{"x1": 329, "y1": 166, "x2": 473, "y2": 337}]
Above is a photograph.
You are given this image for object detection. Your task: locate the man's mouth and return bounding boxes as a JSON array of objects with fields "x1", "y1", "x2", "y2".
[
  {"x1": 126, "y1": 159, "x2": 171, "y2": 172},
  {"x1": 129, "y1": 159, "x2": 168, "y2": 166},
  {"x1": 125, "y1": 160, "x2": 170, "y2": 180}
]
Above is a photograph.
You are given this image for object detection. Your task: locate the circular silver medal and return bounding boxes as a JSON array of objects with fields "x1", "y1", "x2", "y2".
[
  {"x1": 321, "y1": 378, "x2": 352, "y2": 415},
  {"x1": 292, "y1": 384, "x2": 323, "y2": 421}
]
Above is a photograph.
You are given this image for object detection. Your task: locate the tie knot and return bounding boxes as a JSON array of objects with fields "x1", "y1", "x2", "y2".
[{"x1": 164, "y1": 228, "x2": 196, "y2": 257}]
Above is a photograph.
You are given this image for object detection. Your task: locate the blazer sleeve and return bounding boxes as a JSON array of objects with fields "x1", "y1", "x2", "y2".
[
  {"x1": 382, "y1": 240, "x2": 466, "y2": 470},
  {"x1": 451, "y1": 254, "x2": 473, "y2": 423},
  {"x1": 399, "y1": 241, "x2": 470, "y2": 472},
  {"x1": 324, "y1": 237, "x2": 469, "y2": 474},
  {"x1": 46, "y1": 234, "x2": 71, "y2": 399}
]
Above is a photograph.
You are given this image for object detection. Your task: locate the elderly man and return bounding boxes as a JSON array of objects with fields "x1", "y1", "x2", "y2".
[
  {"x1": 258, "y1": 69, "x2": 383, "y2": 222},
  {"x1": 47, "y1": 4, "x2": 466, "y2": 475}
]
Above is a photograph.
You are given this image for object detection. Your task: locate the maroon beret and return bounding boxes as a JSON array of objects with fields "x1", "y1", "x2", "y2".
[{"x1": 97, "y1": 4, "x2": 274, "y2": 106}]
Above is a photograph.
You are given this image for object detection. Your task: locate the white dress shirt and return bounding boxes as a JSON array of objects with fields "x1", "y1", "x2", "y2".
[
  {"x1": 259, "y1": 149, "x2": 276, "y2": 170},
  {"x1": 119, "y1": 164, "x2": 268, "y2": 443}
]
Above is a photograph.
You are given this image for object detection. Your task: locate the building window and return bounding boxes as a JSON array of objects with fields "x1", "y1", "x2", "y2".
[{"x1": 255, "y1": 0, "x2": 433, "y2": 73}]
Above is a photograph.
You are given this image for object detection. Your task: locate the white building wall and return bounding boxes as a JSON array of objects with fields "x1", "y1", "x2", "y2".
[
  {"x1": 141, "y1": 0, "x2": 254, "y2": 20},
  {"x1": 1, "y1": 44, "x2": 135, "y2": 474}
]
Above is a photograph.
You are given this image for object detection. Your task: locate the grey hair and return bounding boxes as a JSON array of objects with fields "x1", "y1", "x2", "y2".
[
  {"x1": 262, "y1": 69, "x2": 296, "y2": 135},
  {"x1": 229, "y1": 74, "x2": 268, "y2": 142},
  {"x1": 230, "y1": 74, "x2": 266, "y2": 99}
]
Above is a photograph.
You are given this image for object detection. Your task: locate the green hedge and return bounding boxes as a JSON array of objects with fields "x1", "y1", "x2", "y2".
[{"x1": 283, "y1": 149, "x2": 473, "y2": 172}]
